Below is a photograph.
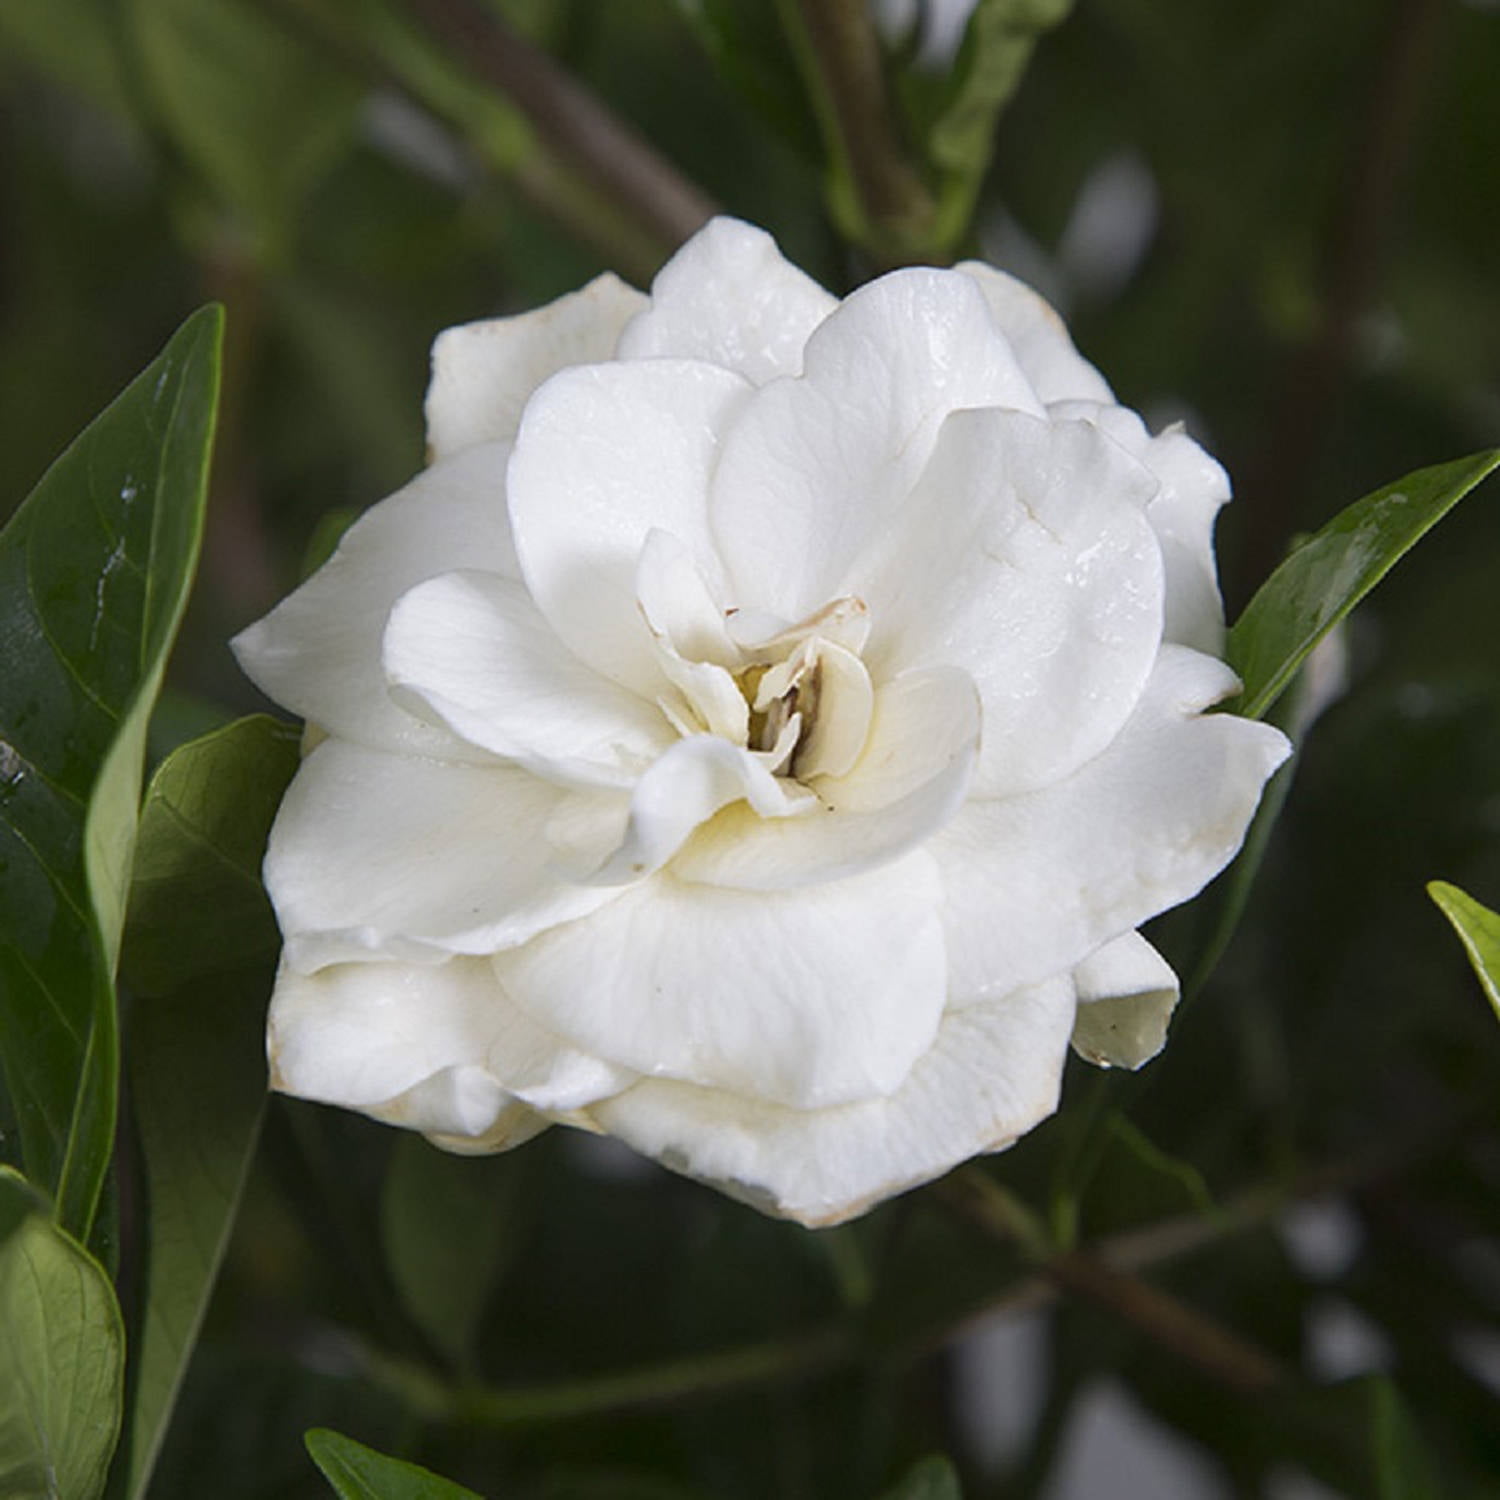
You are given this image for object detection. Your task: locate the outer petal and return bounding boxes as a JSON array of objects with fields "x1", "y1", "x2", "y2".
[
  {"x1": 232, "y1": 446, "x2": 517, "y2": 761},
  {"x1": 425, "y1": 273, "x2": 646, "y2": 460},
  {"x1": 846, "y1": 409, "x2": 1164, "y2": 798},
  {"x1": 934, "y1": 645, "x2": 1292, "y2": 1002},
  {"x1": 267, "y1": 956, "x2": 632, "y2": 1146},
  {"x1": 1070, "y1": 930, "x2": 1179, "y2": 1070},
  {"x1": 1054, "y1": 400, "x2": 1229, "y2": 654},
  {"x1": 956, "y1": 261, "x2": 1114, "y2": 405},
  {"x1": 672, "y1": 668, "x2": 979, "y2": 890},
  {"x1": 493, "y1": 854, "x2": 948, "y2": 1111},
  {"x1": 710, "y1": 268, "x2": 1044, "y2": 621},
  {"x1": 383, "y1": 569, "x2": 672, "y2": 788},
  {"x1": 267, "y1": 740, "x2": 620, "y2": 972},
  {"x1": 507, "y1": 359, "x2": 753, "y2": 694},
  {"x1": 617, "y1": 217, "x2": 837, "y2": 384},
  {"x1": 590, "y1": 974, "x2": 1077, "y2": 1227}
]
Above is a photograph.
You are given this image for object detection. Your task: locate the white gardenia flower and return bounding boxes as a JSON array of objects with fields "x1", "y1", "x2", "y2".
[{"x1": 234, "y1": 217, "x2": 1290, "y2": 1227}]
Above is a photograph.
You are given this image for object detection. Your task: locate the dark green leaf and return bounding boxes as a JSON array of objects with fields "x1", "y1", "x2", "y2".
[
  {"x1": 380, "y1": 1135, "x2": 522, "y2": 1370},
  {"x1": 122, "y1": 714, "x2": 300, "y2": 996},
  {"x1": 127, "y1": 0, "x2": 362, "y2": 254},
  {"x1": 305, "y1": 1428, "x2": 485, "y2": 1500},
  {"x1": 1427, "y1": 881, "x2": 1500, "y2": 1023},
  {"x1": 1227, "y1": 450, "x2": 1500, "y2": 721},
  {"x1": 0, "y1": 1167, "x2": 125, "y2": 1500},
  {"x1": 877, "y1": 1454, "x2": 962, "y2": 1500},
  {"x1": 0, "y1": 305, "x2": 222, "y2": 1240},
  {"x1": 1371, "y1": 1379, "x2": 1439, "y2": 1500}
]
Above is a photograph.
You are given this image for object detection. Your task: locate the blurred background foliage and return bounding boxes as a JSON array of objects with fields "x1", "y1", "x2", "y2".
[{"x1": 2, "y1": 0, "x2": 1499, "y2": 1496}]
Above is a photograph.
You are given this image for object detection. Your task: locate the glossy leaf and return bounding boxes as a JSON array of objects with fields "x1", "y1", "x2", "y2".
[
  {"x1": 122, "y1": 714, "x2": 300, "y2": 996},
  {"x1": 1427, "y1": 881, "x2": 1500, "y2": 1023},
  {"x1": 0, "y1": 305, "x2": 222, "y2": 1239},
  {"x1": 127, "y1": 0, "x2": 362, "y2": 253},
  {"x1": 878, "y1": 1454, "x2": 962, "y2": 1500},
  {"x1": 0, "y1": 1167, "x2": 125, "y2": 1500},
  {"x1": 305, "y1": 1428, "x2": 484, "y2": 1500},
  {"x1": 1227, "y1": 450, "x2": 1500, "y2": 721},
  {"x1": 380, "y1": 1135, "x2": 522, "y2": 1370}
]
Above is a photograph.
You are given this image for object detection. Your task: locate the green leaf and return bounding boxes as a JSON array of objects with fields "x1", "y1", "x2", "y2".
[
  {"x1": 923, "y1": 0, "x2": 1074, "y2": 243},
  {"x1": 123, "y1": 971, "x2": 272, "y2": 1500},
  {"x1": 1227, "y1": 449, "x2": 1500, "y2": 721},
  {"x1": 0, "y1": 305, "x2": 222, "y2": 1241},
  {"x1": 380, "y1": 1136, "x2": 523, "y2": 1371},
  {"x1": 1371, "y1": 1379, "x2": 1438, "y2": 1500},
  {"x1": 122, "y1": 714, "x2": 300, "y2": 997},
  {"x1": 127, "y1": 0, "x2": 362, "y2": 255},
  {"x1": 119, "y1": 713, "x2": 298, "y2": 1499},
  {"x1": 0, "y1": 1167, "x2": 125, "y2": 1500},
  {"x1": 1427, "y1": 881, "x2": 1500, "y2": 1022},
  {"x1": 877, "y1": 1454, "x2": 962, "y2": 1500},
  {"x1": 305, "y1": 1429, "x2": 484, "y2": 1500}
]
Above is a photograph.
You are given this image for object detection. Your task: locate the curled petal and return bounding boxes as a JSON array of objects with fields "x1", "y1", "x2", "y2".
[
  {"x1": 232, "y1": 445, "x2": 515, "y2": 762},
  {"x1": 267, "y1": 956, "x2": 632, "y2": 1148},
  {"x1": 617, "y1": 217, "x2": 836, "y2": 384},
  {"x1": 508, "y1": 359, "x2": 753, "y2": 694},
  {"x1": 267, "y1": 740, "x2": 621, "y2": 972},
  {"x1": 589, "y1": 973, "x2": 1077, "y2": 1227},
  {"x1": 673, "y1": 667, "x2": 979, "y2": 891},
  {"x1": 956, "y1": 261, "x2": 1114, "y2": 405},
  {"x1": 1070, "y1": 930, "x2": 1180, "y2": 1070},
  {"x1": 711, "y1": 268, "x2": 1043, "y2": 622},
  {"x1": 494, "y1": 854, "x2": 948, "y2": 1111},
  {"x1": 383, "y1": 569, "x2": 672, "y2": 788},
  {"x1": 935, "y1": 645, "x2": 1291, "y2": 1002},
  {"x1": 426, "y1": 273, "x2": 646, "y2": 460},
  {"x1": 847, "y1": 408, "x2": 1164, "y2": 799}
]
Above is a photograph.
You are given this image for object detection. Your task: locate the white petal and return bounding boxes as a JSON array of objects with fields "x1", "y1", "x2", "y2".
[
  {"x1": 635, "y1": 528, "x2": 738, "y2": 668},
  {"x1": 672, "y1": 668, "x2": 979, "y2": 890},
  {"x1": 1070, "y1": 930, "x2": 1179, "y2": 1070},
  {"x1": 425, "y1": 274, "x2": 646, "y2": 460},
  {"x1": 266, "y1": 740, "x2": 621, "y2": 971},
  {"x1": 586, "y1": 734, "x2": 814, "y2": 886},
  {"x1": 1054, "y1": 401, "x2": 1229, "y2": 654},
  {"x1": 266, "y1": 955, "x2": 632, "y2": 1145},
  {"x1": 590, "y1": 974, "x2": 1077, "y2": 1227},
  {"x1": 956, "y1": 261, "x2": 1114, "y2": 405},
  {"x1": 383, "y1": 569, "x2": 672, "y2": 788},
  {"x1": 494, "y1": 854, "x2": 948, "y2": 1110},
  {"x1": 617, "y1": 217, "x2": 837, "y2": 384},
  {"x1": 231, "y1": 445, "x2": 515, "y2": 761},
  {"x1": 507, "y1": 359, "x2": 753, "y2": 694},
  {"x1": 847, "y1": 409, "x2": 1164, "y2": 797},
  {"x1": 935, "y1": 644, "x2": 1292, "y2": 1002},
  {"x1": 710, "y1": 268, "x2": 1043, "y2": 622}
]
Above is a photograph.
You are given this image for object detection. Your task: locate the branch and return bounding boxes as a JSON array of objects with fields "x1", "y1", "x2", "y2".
[
  {"x1": 942, "y1": 1171, "x2": 1285, "y2": 1394},
  {"x1": 405, "y1": 0, "x2": 717, "y2": 253},
  {"x1": 784, "y1": 0, "x2": 936, "y2": 261}
]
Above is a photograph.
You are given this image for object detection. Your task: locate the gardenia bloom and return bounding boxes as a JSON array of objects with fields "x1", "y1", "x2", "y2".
[{"x1": 234, "y1": 218, "x2": 1290, "y2": 1227}]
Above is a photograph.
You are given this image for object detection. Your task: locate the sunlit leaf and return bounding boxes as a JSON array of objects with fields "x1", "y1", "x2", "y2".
[
  {"x1": 305, "y1": 1428, "x2": 484, "y2": 1500},
  {"x1": 120, "y1": 715, "x2": 298, "y2": 1499},
  {"x1": 0, "y1": 1167, "x2": 124, "y2": 1500},
  {"x1": 0, "y1": 306, "x2": 222, "y2": 1239},
  {"x1": 1227, "y1": 450, "x2": 1500, "y2": 721},
  {"x1": 1427, "y1": 881, "x2": 1500, "y2": 1023}
]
